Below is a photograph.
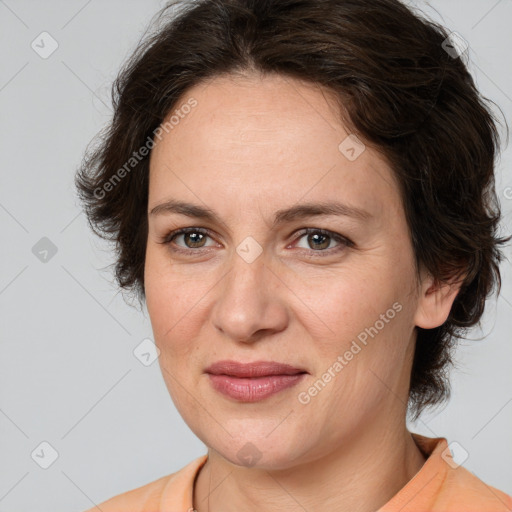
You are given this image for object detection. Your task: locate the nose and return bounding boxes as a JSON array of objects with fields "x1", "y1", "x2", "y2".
[{"x1": 211, "y1": 247, "x2": 289, "y2": 344}]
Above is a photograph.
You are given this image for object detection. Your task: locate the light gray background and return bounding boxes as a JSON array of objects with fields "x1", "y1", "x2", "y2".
[{"x1": 1, "y1": 1, "x2": 511, "y2": 511}]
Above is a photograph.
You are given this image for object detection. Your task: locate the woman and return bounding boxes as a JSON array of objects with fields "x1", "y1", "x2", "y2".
[{"x1": 76, "y1": 0, "x2": 512, "y2": 510}]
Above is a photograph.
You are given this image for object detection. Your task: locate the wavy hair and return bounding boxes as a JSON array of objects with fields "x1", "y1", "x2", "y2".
[{"x1": 75, "y1": 0, "x2": 511, "y2": 420}]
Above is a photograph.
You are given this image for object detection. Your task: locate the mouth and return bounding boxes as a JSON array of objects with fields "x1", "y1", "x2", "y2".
[
  {"x1": 204, "y1": 360, "x2": 308, "y2": 402},
  {"x1": 204, "y1": 360, "x2": 307, "y2": 378}
]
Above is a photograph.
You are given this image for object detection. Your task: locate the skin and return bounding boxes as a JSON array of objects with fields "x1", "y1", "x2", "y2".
[{"x1": 144, "y1": 72, "x2": 463, "y2": 512}]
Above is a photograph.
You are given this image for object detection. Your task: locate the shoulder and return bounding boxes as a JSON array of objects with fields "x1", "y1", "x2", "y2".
[
  {"x1": 436, "y1": 464, "x2": 512, "y2": 511},
  {"x1": 81, "y1": 473, "x2": 172, "y2": 512},
  {"x1": 380, "y1": 435, "x2": 512, "y2": 512},
  {"x1": 81, "y1": 455, "x2": 208, "y2": 512}
]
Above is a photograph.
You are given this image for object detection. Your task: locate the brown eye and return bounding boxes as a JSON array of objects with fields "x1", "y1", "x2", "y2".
[
  {"x1": 160, "y1": 227, "x2": 216, "y2": 253},
  {"x1": 293, "y1": 228, "x2": 353, "y2": 256},
  {"x1": 306, "y1": 232, "x2": 331, "y2": 250},
  {"x1": 180, "y1": 231, "x2": 207, "y2": 248}
]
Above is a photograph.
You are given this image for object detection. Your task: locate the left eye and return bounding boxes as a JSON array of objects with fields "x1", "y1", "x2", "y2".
[{"x1": 292, "y1": 228, "x2": 352, "y2": 254}]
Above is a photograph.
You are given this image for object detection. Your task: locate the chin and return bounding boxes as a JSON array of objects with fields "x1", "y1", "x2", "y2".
[{"x1": 203, "y1": 428, "x2": 310, "y2": 470}]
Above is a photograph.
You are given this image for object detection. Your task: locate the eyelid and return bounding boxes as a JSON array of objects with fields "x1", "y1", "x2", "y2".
[
  {"x1": 291, "y1": 228, "x2": 353, "y2": 249},
  {"x1": 159, "y1": 226, "x2": 353, "y2": 254},
  {"x1": 158, "y1": 227, "x2": 216, "y2": 246}
]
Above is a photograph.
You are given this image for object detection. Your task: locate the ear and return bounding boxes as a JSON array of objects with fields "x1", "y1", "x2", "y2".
[{"x1": 413, "y1": 266, "x2": 466, "y2": 329}]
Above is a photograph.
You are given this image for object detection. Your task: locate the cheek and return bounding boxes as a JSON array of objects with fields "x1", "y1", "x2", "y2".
[
  {"x1": 144, "y1": 246, "x2": 203, "y2": 359},
  {"x1": 292, "y1": 263, "x2": 412, "y2": 404},
  {"x1": 290, "y1": 263, "x2": 400, "y2": 346}
]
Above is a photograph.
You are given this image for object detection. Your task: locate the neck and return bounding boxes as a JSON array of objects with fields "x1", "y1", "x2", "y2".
[{"x1": 193, "y1": 419, "x2": 426, "y2": 512}]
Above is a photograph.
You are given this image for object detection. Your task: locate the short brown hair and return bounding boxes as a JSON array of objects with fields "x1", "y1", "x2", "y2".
[{"x1": 75, "y1": 0, "x2": 511, "y2": 420}]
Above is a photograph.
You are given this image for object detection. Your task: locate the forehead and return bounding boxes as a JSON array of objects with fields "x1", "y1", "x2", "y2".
[{"x1": 148, "y1": 73, "x2": 400, "y2": 222}]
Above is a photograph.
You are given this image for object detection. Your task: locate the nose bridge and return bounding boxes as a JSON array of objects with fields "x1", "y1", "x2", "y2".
[{"x1": 212, "y1": 241, "x2": 287, "y2": 342}]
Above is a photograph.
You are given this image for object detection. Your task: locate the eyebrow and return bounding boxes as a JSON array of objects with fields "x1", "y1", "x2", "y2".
[{"x1": 149, "y1": 199, "x2": 372, "y2": 227}]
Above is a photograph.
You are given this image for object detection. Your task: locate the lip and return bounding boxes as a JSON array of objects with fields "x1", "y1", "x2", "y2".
[
  {"x1": 205, "y1": 360, "x2": 308, "y2": 402},
  {"x1": 205, "y1": 360, "x2": 307, "y2": 377}
]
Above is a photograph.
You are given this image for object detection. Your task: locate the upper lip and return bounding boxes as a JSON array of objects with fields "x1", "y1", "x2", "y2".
[{"x1": 205, "y1": 360, "x2": 307, "y2": 378}]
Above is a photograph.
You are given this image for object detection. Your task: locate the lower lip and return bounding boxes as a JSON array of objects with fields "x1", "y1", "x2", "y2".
[{"x1": 207, "y1": 373, "x2": 306, "y2": 402}]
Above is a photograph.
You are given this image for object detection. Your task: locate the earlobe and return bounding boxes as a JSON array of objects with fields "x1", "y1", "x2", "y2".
[{"x1": 413, "y1": 268, "x2": 465, "y2": 330}]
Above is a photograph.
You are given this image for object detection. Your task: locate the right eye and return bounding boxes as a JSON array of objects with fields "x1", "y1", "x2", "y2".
[{"x1": 158, "y1": 227, "x2": 218, "y2": 254}]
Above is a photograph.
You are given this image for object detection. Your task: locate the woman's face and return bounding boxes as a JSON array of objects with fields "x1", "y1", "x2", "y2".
[{"x1": 145, "y1": 73, "x2": 441, "y2": 469}]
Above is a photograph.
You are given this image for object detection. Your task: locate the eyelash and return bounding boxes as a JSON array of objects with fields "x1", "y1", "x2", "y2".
[{"x1": 158, "y1": 227, "x2": 354, "y2": 257}]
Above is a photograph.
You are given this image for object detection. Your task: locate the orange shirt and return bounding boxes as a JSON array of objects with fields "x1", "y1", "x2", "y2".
[{"x1": 84, "y1": 434, "x2": 512, "y2": 512}]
